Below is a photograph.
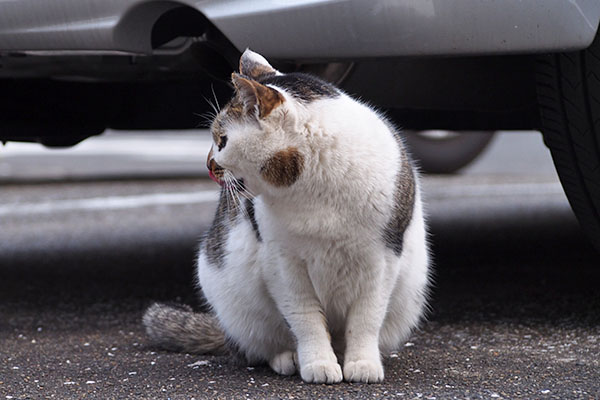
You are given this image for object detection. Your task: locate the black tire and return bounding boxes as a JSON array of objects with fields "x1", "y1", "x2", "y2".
[
  {"x1": 403, "y1": 131, "x2": 495, "y2": 174},
  {"x1": 536, "y1": 34, "x2": 600, "y2": 252}
]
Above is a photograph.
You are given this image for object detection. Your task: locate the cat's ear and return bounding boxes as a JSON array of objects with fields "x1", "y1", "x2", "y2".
[
  {"x1": 231, "y1": 73, "x2": 285, "y2": 119},
  {"x1": 239, "y1": 49, "x2": 278, "y2": 80}
]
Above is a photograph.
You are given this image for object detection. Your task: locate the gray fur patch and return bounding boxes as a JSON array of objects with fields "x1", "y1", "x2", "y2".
[
  {"x1": 204, "y1": 184, "x2": 263, "y2": 267},
  {"x1": 259, "y1": 72, "x2": 339, "y2": 102},
  {"x1": 383, "y1": 135, "x2": 416, "y2": 255},
  {"x1": 245, "y1": 198, "x2": 262, "y2": 242},
  {"x1": 225, "y1": 335, "x2": 251, "y2": 366},
  {"x1": 142, "y1": 302, "x2": 228, "y2": 354},
  {"x1": 239, "y1": 58, "x2": 277, "y2": 81},
  {"x1": 204, "y1": 188, "x2": 237, "y2": 268}
]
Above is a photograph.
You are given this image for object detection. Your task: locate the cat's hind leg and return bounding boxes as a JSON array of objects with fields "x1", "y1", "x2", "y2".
[
  {"x1": 379, "y1": 198, "x2": 430, "y2": 353},
  {"x1": 342, "y1": 196, "x2": 430, "y2": 382},
  {"x1": 269, "y1": 350, "x2": 297, "y2": 376},
  {"x1": 197, "y1": 224, "x2": 296, "y2": 371}
]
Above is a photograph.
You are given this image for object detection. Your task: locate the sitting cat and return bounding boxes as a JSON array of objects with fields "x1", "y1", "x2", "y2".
[{"x1": 143, "y1": 49, "x2": 430, "y2": 384}]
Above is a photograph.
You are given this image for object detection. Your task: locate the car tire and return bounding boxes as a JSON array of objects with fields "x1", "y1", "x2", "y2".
[
  {"x1": 403, "y1": 131, "x2": 495, "y2": 174},
  {"x1": 536, "y1": 33, "x2": 600, "y2": 252}
]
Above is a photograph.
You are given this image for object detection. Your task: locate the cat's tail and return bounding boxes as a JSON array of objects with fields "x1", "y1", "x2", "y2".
[{"x1": 142, "y1": 302, "x2": 228, "y2": 355}]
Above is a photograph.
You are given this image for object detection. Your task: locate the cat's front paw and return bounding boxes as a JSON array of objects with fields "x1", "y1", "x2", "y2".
[
  {"x1": 269, "y1": 351, "x2": 297, "y2": 376},
  {"x1": 343, "y1": 359, "x2": 384, "y2": 383},
  {"x1": 300, "y1": 360, "x2": 343, "y2": 384}
]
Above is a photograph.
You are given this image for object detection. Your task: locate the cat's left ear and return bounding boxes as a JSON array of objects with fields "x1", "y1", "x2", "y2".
[
  {"x1": 239, "y1": 49, "x2": 278, "y2": 80},
  {"x1": 232, "y1": 73, "x2": 285, "y2": 119}
]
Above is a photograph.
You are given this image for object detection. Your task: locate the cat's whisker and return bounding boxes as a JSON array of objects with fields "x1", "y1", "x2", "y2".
[
  {"x1": 224, "y1": 174, "x2": 239, "y2": 217},
  {"x1": 196, "y1": 110, "x2": 217, "y2": 127},
  {"x1": 223, "y1": 171, "x2": 252, "y2": 220},
  {"x1": 229, "y1": 184, "x2": 240, "y2": 211},
  {"x1": 199, "y1": 111, "x2": 217, "y2": 121},
  {"x1": 211, "y1": 84, "x2": 221, "y2": 112},
  {"x1": 231, "y1": 178, "x2": 256, "y2": 200},
  {"x1": 224, "y1": 182, "x2": 232, "y2": 214},
  {"x1": 238, "y1": 190, "x2": 254, "y2": 201},
  {"x1": 194, "y1": 110, "x2": 216, "y2": 118},
  {"x1": 223, "y1": 173, "x2": 238, "y2": 211},
  {"x1": 231, "y1": 183, "x2": 250, "y2": 200},
  {"x1": 229, "y1": 183, "x2": 250, "y2": 202},
  {"x1": 203, "y1": 95, "x2": 220, "y2": 117}
]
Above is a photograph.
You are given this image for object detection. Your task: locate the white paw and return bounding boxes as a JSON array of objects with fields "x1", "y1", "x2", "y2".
[
  {"x1": 269, "y1": 351, "x2": 297, "y2": 376},
  {"x1": 343, "y1": 359, "x2": 384, "y2": 383},
  {"x1": 300, "y1": 360, "x2": 343, "y2": 384}
]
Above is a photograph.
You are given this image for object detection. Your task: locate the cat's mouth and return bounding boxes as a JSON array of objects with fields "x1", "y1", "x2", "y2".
[
  {"x1": 208, "y1": 169, "x2": 224, "y2": 186},
  {"x1": 207, "y1": 156, "x2": 225, "y2": 187}
]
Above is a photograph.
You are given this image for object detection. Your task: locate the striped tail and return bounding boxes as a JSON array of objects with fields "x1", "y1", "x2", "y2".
[{"x1": 142, "y1": 302, "x2": 228, "y2": 355}]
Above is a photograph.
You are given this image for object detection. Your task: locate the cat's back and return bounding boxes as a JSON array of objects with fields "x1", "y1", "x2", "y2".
[
  {"x1": 259, "y1": 72, "x2": 399, "y2": 159},
  {"x1": 303, "y1": 88, "x2": 403, "y2": 176}
]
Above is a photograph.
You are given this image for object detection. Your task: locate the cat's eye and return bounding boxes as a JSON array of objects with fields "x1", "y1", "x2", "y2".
[{"x1": 218, "y1": 135, "x2": 228, "y2": 151}]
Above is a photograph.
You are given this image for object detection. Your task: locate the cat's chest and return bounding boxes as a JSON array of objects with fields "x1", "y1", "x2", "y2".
[
  {"x1": 254, "y1": 198, "x2": 385, "y2": 314},
  {"x1": 301, "y1": 239, "x2": 380, "y2": 316}
]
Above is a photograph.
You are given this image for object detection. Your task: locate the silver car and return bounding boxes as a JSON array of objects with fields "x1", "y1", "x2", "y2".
[{"x1": 1, "y1": 0, "x2": 599, "y2": 250}]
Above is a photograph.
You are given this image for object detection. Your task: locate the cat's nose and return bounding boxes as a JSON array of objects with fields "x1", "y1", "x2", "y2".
[{"x1": 207, "y1": 158, "x2": 218, "y2": 173}]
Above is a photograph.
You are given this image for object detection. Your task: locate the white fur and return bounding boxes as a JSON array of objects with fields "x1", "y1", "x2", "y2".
[
  {"x1": 242, "y1": 48, "x2": 284, "y2": 76},
  {"x1": 198, "y1": 58, "x2": 430, "y2": 384}
]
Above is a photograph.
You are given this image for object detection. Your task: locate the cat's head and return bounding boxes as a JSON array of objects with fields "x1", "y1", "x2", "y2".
[{"x1": 206, "y1": 49, "x2": 337, "y2": 196}]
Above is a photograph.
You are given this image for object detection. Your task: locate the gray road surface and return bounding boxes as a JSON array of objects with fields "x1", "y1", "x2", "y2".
[{"x1": 1, "y1": 131, "x2": 599, "y2": 399}]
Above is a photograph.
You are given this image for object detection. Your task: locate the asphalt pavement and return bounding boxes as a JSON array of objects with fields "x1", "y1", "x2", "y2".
[{"x1": 0, "y1": 131, "x2": 599, "y2": 399}]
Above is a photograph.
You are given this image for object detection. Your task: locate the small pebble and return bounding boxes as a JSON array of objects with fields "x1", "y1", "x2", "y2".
[{"x1": 187, "y1": 360, "x2": 210, "y2": 368}]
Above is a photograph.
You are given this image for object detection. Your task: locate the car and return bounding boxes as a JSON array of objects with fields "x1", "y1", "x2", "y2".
[
  {"x1": 1, "y1": 0, "x2": 599, "y2": 251},
  {"x1": 402, "y1": 130, "x2": 496, "y2": 174}
]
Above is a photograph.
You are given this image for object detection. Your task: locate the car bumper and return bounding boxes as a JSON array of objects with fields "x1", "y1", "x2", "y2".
[{"x1": 0, "y1": 0, "x2": 598, "y2": 58}]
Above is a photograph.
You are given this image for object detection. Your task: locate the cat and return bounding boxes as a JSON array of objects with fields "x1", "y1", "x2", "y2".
[{"x1": 143, "y1": 49, "x2": 431, "y2": 384}]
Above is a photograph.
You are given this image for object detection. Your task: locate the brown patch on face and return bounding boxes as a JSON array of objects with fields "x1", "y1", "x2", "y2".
[
  {"x1": 231, "y1": 73, "x2": 284, "y2": 119},
  {"x1": 260, "y1": 147, "x2": 304, "y2": 187},
  {"x1": 226, "y1": 97, "x2": 244, "y2": 119},
  {"x1": 211, "y1": 119, "x2": 225, "y2": 148}
]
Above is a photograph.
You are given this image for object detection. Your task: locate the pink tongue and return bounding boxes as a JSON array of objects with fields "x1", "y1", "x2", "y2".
[{"x1": 208, "y1": 170, "x2": 224, "y2": 186}]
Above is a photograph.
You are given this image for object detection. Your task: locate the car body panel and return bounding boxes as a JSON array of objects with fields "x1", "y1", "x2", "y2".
[
  {"x1": 0, "y1": 0, "x2": 598, "y2": 58},
  {"x1": 204, "y1": 0, "x2": 600, "y2": 58}
]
